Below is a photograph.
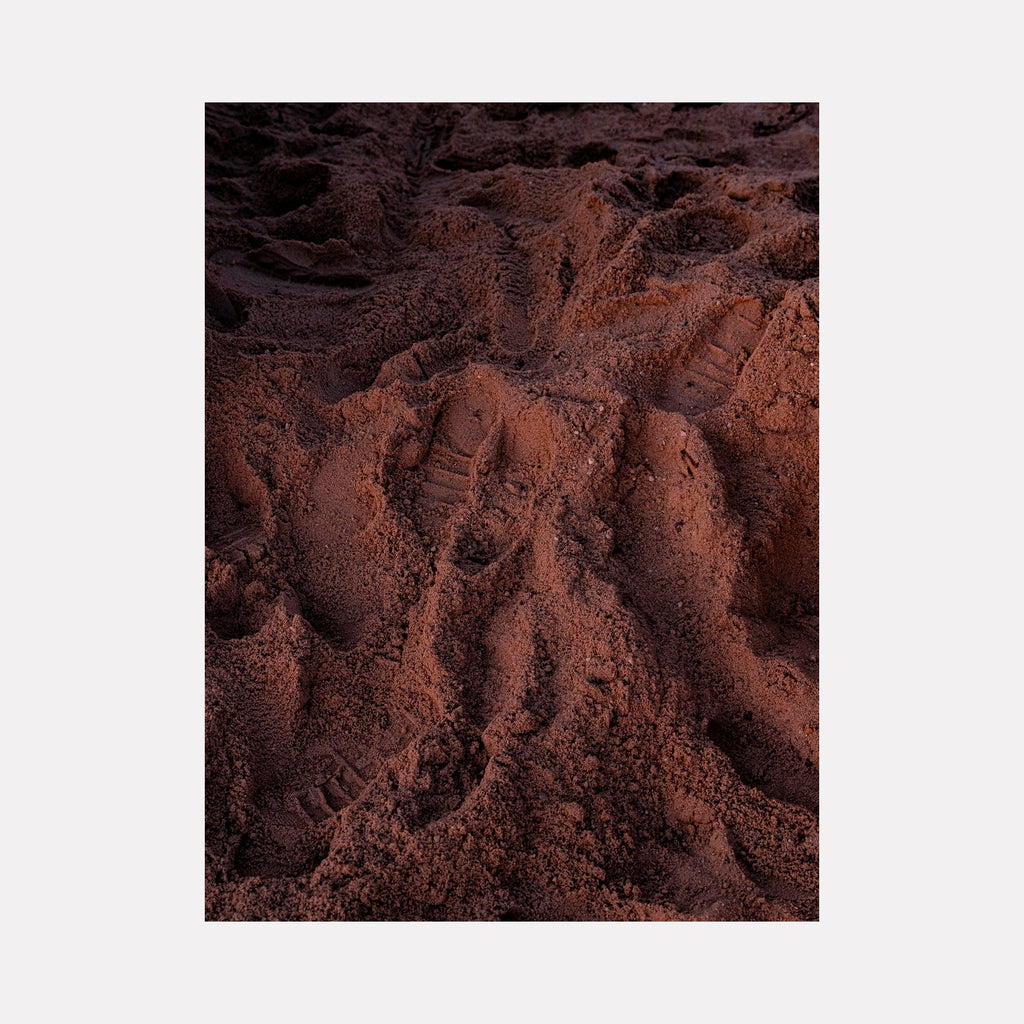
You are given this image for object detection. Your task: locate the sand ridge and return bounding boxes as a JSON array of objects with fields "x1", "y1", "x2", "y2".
[{"x1": 206, "y1": 102, "x2": 818, "y2": 920}]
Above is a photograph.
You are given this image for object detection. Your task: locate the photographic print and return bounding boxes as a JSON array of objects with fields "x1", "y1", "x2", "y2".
[{"x1": 205, "y1": 102, "x2": 819, "y2": 921}]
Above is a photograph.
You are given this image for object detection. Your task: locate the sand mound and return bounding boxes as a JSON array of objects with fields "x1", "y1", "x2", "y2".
[{"x1": 206, "y1": 102, "x2": 818, "y2": 921}]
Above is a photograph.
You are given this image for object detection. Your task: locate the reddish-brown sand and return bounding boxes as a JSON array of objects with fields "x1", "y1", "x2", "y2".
[{"x1": 205, "y1": 102, "x2": 818, "y2": 921}]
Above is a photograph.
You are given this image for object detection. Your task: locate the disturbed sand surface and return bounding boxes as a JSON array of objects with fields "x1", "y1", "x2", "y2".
[{"x1": 205, "y1": 102, "x2": 818, "y2": 921}]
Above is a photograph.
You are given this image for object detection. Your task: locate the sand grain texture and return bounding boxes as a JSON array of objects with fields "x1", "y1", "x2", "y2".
[{"x1": 205, "y1": 102, "x2": 819, "y2": 921}]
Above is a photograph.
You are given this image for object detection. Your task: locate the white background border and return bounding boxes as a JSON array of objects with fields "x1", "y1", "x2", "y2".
[{"x1": 6, "y1": 2, "x2": 1019, "y2": 1019}]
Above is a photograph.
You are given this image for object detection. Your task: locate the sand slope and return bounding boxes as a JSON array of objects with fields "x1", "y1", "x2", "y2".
[{"x1": 205, "y1": 102, "x2": 818, "y2": 921}]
